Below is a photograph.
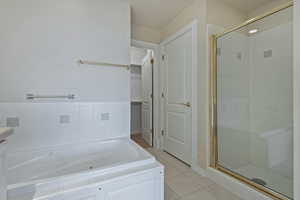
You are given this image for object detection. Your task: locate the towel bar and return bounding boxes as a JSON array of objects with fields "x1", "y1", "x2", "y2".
[
  {"x1": 78, "y1": 60, "x2": 130, "y2": 70},
  {"x1": 26, "y1": 94, "x2": 75, "y2": 100}
]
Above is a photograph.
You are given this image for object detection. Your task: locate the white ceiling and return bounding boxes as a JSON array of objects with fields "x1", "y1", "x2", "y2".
[
  {"x1": 128, "y1": 0, "x2": 195, "y2": 30},
  {"x1": 220, "y1": 0, "x2": 289, "y2": 13},
  {"x1": 128, "y1": 0, "x2": 290, "y2": 30}
]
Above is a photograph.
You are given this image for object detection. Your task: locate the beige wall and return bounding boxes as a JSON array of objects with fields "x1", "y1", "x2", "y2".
[
  {"x1": 294, "y1": 0, "x2": 299, "y2": 199},
  {"x1": 160, "y1": 3, "x2": 200, "y2": 40},
  {"x1": 131, "y1": 24, "x2": 161, "y2": 44},
  {"x1": 161, "y1": 0, "x2": 209, "y2": 169},
  {"x1": 152, "y1": 0, "x2": 297, "y2": 175},
  {"x1": 161, "y1": 0, "x2": 247, "y2": 40},
  {"x1": 207, "y1": 0, "x2": 247, "y2": 29},
  {"x1": 159, "y1": 0, "x2": 249, "y2": 170}
]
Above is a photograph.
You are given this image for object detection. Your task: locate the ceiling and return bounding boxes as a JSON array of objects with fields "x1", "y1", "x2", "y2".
[
  {"x1": 128, "y1": 0, "x2": 195, "y2": 30},
  {"x1": 127, "y1": 0, "x2": 290, "y2": 30},
  {"x1": 220, "y1": 0, "x2": 290, "y2": 13}
]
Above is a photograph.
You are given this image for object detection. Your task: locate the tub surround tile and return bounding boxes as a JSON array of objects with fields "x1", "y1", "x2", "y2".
[{"x1": 0, "y1": 102, "x2": 130, "y2": 153}]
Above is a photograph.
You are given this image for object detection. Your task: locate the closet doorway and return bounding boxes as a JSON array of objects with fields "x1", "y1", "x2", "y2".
[{"x1": 130, "y1": 46, "x2": 154, "y2": 147}]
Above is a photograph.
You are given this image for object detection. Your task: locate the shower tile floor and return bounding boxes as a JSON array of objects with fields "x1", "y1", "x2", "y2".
[
  {"x1": 235, "y1": 164, "x2": 293, "y2": 198},
  {"x1": 128, "y1": 136, "x2": 243, "y2": 200}
]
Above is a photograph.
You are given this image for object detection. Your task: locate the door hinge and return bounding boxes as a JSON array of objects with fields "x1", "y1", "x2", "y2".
[
  {"x1": 151, "y1": 58, "x2": 154, "y2": 64},
  {"x1": 150, "y1": 93, "x2": 153, "y2": 99},
  {"x1": 161, "y1": 130, "x2": 164, "y2": 136}
]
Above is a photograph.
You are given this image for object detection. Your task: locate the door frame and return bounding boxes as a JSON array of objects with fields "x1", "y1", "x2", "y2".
[
  {"x1": 160, "y1": 20, "x2": 198, "y2": 167},
  {"x1": 131, "y1": 40, "x2": 160, "y2": 149}
]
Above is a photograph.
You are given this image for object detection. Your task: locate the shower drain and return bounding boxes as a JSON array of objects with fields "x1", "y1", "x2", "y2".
[{"x1": 251, "y1": 178, "x2": 267, "y2": 186}]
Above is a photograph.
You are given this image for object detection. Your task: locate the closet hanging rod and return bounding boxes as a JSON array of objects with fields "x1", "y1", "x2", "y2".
[
  {"x1": 78, "y1": 60, "x2": 130, "y2": 70},
  {"x1": 26, "y1": 94, "x2": 75, "y2": 100}
]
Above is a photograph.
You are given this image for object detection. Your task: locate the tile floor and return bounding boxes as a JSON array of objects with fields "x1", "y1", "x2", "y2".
[
  {"x1": 131, "y1": 135, "x2": 244, "y2": 200},
  {"x1": 131, "y1": 134, "x2": 151, "y2": 148}
]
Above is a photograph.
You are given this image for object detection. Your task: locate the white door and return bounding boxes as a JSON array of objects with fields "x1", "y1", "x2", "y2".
[
  {"x1": 163, "y1": 30, "x2": 193, "y2": 164},
  {"x1": 142, "y1": 52, "x2": 153, "y2": 146}
]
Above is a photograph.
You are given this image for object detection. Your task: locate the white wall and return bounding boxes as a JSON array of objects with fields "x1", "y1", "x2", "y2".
[
  {"x1": 130, "y1": 47, "x2": 148, "y2": 66},
  {"x1": 0, "y1": 0, "x2": 131, "y2": 152},
  {"x1": 294, "y1": 0, "x2": 300, "y2": 199},
  {"x1": 0, "y1": 0, "x2": 130, "y2": 103}
]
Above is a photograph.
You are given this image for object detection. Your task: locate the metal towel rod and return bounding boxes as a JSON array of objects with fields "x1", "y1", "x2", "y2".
[
  {"x1": 78, "y1": 60, "x2": 130, "y2": 70},
  {"x1": 26, "y1": 94, "x2": 75, "y2": 100}
]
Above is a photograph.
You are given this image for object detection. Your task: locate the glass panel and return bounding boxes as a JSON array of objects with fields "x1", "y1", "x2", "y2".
[{"x1": 216, "y1": 6, "x2": 293, "y2": 199}]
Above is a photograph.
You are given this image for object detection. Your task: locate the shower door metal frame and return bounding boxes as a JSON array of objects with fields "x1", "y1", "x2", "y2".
[{"x1": 209, "y1": 1, "x2": 294, "y2": 200}]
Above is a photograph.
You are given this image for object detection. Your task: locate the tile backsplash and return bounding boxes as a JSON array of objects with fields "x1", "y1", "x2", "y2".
[{"x1": 0, "y1": 102, "x2": 130, "y2": 153}]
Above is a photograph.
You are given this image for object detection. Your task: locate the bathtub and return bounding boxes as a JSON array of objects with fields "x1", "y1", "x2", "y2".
[{"x1": 6, "y1": 138, "x2": 164, "y2": 200}]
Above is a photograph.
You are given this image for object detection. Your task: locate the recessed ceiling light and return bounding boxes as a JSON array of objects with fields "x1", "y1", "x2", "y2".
[{"x1": 249, "y1": 29, "x2": 258, "y2": 34}]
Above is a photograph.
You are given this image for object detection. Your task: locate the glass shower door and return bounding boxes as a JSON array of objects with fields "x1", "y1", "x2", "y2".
[{"x1": 212, "y1": 4, "x2": 293, "y2": 200}]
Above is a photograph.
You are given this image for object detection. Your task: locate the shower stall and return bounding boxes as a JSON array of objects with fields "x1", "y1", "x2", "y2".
[{"x1": 210, "y1": 2, "x2": 293, "y2": 200}]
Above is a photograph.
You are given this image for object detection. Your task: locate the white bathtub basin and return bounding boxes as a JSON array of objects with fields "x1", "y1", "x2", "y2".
[{"x1": 6, "y1": 138, "x2": 163, "y2": 200}]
